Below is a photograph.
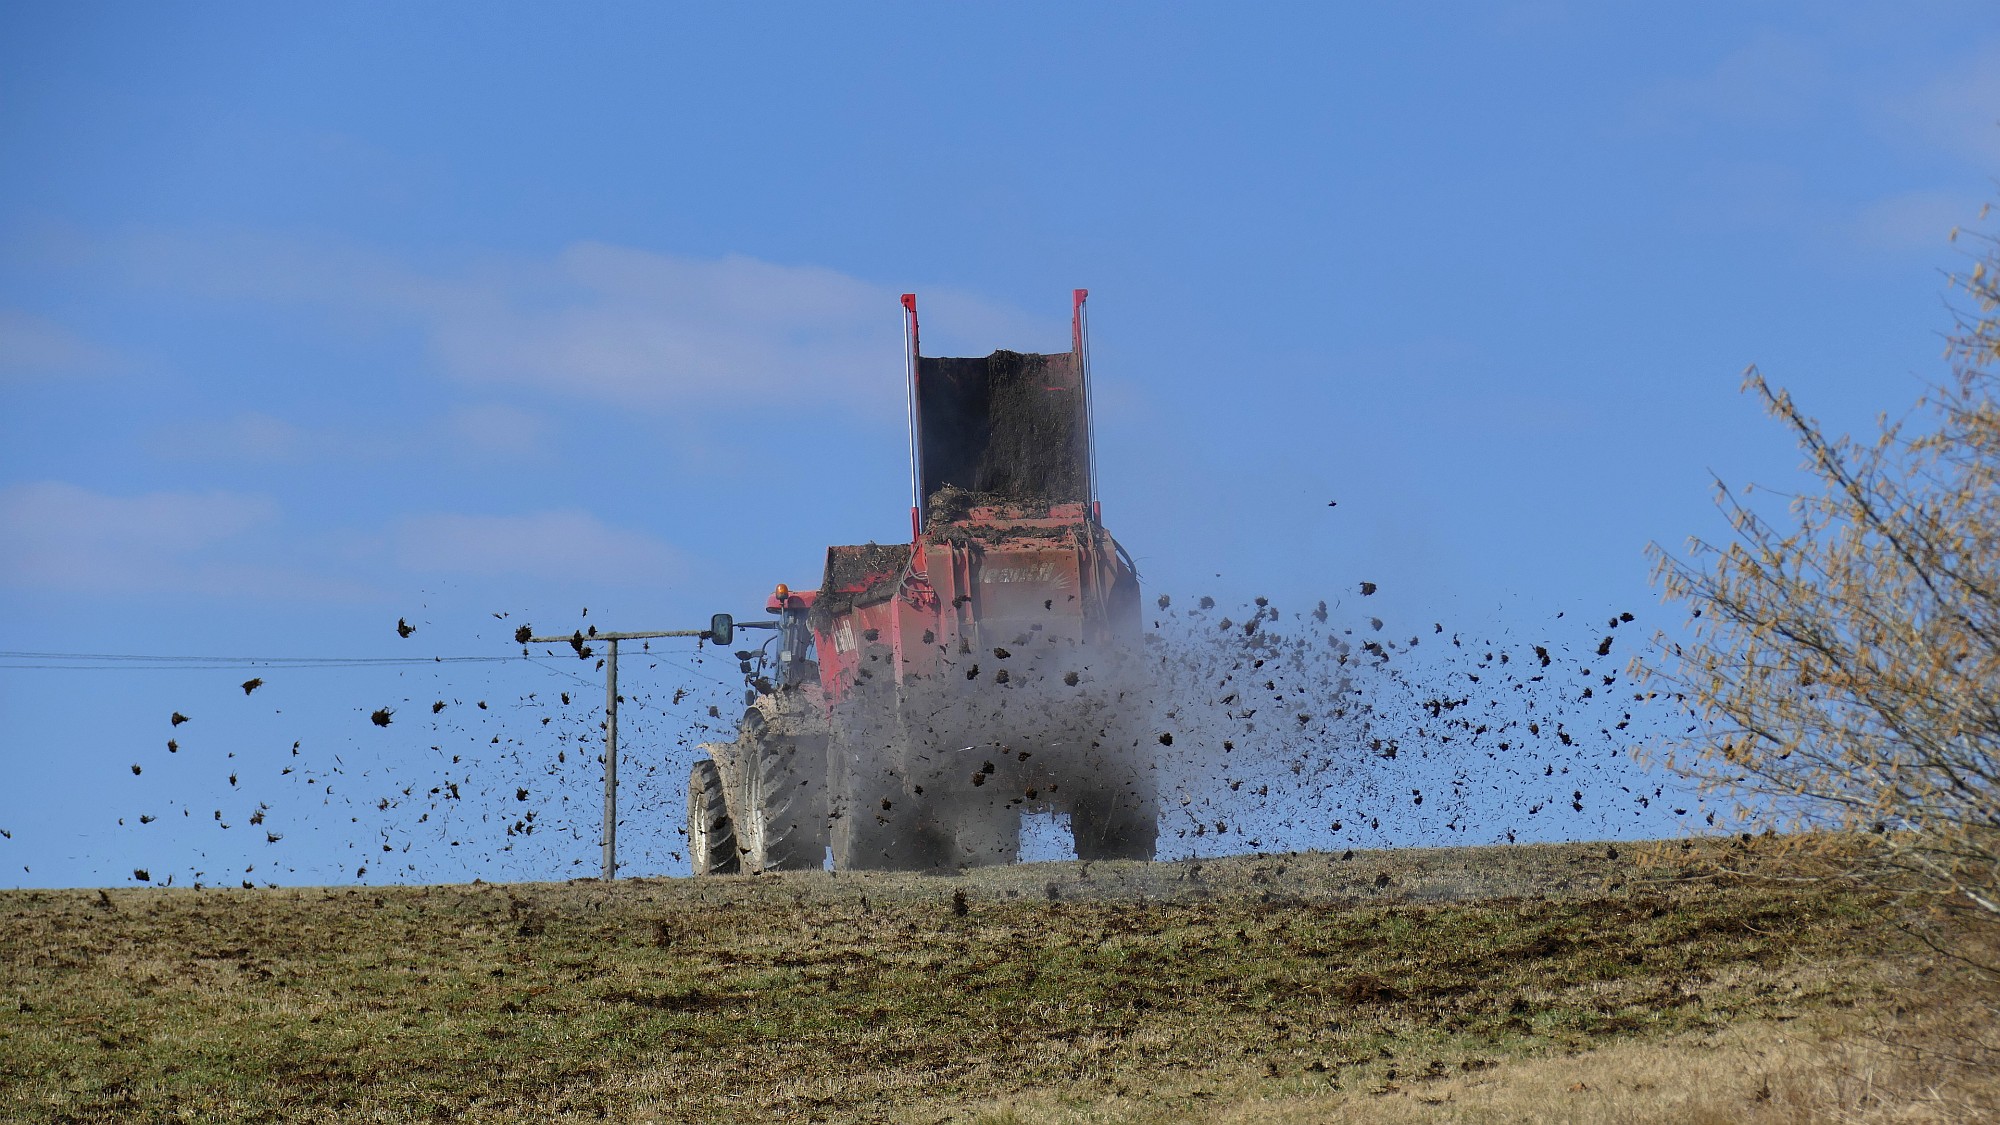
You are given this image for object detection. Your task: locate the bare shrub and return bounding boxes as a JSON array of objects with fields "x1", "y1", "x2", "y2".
[{"x1": 1639, "y1": 209, "x2": 2000, "y2": 983}]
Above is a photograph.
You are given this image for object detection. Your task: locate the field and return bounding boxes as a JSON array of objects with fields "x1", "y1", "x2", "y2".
[{"x1": 3, "y1": 838, "x2": 1991, "y2": 1123}]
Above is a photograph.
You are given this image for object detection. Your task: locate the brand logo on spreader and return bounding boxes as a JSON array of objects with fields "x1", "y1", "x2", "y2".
[{"x1": 981, "y1": 563, "x2": 1057, "y2": 585}]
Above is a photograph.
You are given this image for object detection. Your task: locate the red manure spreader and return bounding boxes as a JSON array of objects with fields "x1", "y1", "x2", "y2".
[{"x1": 689, "y1": 291, "x2": 1157, "y2": 873}]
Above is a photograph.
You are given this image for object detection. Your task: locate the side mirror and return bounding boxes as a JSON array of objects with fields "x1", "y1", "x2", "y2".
[{"x1": 708, "y1": 613, "x2": 734, "y2": 647}]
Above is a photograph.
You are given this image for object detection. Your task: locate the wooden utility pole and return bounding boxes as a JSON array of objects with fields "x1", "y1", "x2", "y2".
[
  {"x1": 602, "y1": 638, "x2": 619, "y2": 880},
  {"x1": 525, "y1": 627, "x2": 713, "y2": 880}
]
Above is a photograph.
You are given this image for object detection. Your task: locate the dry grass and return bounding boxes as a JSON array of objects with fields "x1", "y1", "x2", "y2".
[
  {"x1": 969, "y1": 995, "x2": 2000, "y2": 1124},
  {"x1": 0, "y1": 838, "x2": 1989, "y2": 1122}
]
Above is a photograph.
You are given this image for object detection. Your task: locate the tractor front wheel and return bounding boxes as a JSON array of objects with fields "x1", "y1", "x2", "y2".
[
  {"x1": 747, "y1": 736, "x2": 828, "y2": 871},
  {"x1": 686, "y1": 758, "x2": 740, "y2": 876}
]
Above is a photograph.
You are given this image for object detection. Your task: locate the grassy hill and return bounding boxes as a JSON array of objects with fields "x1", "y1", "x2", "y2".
[{"x1": 2, "y1": 839, "x2": 1986, "y2": 1122}]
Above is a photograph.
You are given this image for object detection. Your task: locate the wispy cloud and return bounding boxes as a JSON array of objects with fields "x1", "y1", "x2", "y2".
[
  {"x1": 52, "y1": 230, "x2": 1045, "y2": 412},
  {"x1": 0, "y1": 310, "x2": 122, "y2": 380},
  {"x1": 392, "y1": 509, "x2": 681, "y2": 586},
  {"x1": 1629, "y1": 34, "x2": 1830, "y2": 132},
  {"x1": 418, "y1": 244, "x2": 1051, "y2": 408},
  {"x1": 1850, "y1": 189, "x2": 1990, "y2": 253},
  {"x1": 0, "y1": 481, "x2": 371, "y2": 599},
  {"x1": 0, "y1": 482, "x2": 681, "y2": 598},
  {"x1": 149, "y1": 404, "x2": 549, "y2": 465},
  {"x1": 1881, "y1": 40, "x2": 2000, "y2": 168},
  {"x1": 148, "y1": 411, "x2": 388, "y2": 464},
  {"x1": 442, "y1": 403, "x2": 548, "y2": 460},
  {"x1": 1626, "y1": 29, "x2": 1998, "y2": 260},
  {"x1": 429, "y1": 245, "x2": 897, "y2": 407}
]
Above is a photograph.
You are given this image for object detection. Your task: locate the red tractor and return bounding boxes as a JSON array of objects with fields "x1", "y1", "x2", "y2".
[{"x1": 688, "y1": 291, "x2": 1155, "y2": 873}]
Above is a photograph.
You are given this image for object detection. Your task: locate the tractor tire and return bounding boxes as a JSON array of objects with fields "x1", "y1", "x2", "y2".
[
  {"x1": 830, "y1": 733, "x2": 945, "y2": 871},
  {"x1": 829, "y1": 734, "x2": 901, "y2": 871},
  {"x1": 747, "y1": 736, "x2": 827, "y2": 871},
  {"x1": 1070, "y1": 782, "x2": 1158, "y2": 861},
  {"x1": 950, "y1": 796, "x2": 1022, "y2": 868},
  {"x1": 686, "y1": 758, "x2": 740, "y2": 876}
]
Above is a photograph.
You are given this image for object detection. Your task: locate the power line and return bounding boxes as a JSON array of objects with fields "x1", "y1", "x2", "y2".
[
  {"x1": 0, "y1": 650, "x2": 732, "y2": 684},
  {"x1": 0, "y1": 651, "x2": 525, "y2": 670},
  {"x1": 520, "y1": 653, "x2": 731, "y2": 688}
]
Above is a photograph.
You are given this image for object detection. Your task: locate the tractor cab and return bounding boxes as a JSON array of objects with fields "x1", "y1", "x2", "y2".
[{"x1": 763, "y1": 584, "x2": 818, "y2": 690}]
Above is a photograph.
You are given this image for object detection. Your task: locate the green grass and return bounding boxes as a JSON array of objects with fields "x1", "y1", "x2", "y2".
[{"x1": 0, "y1": 839, "x2": 1904, "y2": 1123}]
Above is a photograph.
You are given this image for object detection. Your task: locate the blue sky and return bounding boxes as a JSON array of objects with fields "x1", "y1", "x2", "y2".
[{"x1": 2, "y1": 3, "x2": 1995, "y2": 887}]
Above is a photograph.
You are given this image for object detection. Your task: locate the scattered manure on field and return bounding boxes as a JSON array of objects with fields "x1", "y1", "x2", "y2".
[
  {"x1": 84, "y1": 564, "x2": 1703, "y2": 888},
  {"x1": 1115, "y1": 583, "x2": 1698, "y2": 861}
]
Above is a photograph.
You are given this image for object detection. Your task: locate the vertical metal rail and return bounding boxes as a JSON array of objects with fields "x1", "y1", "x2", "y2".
[
  {"x1": 1072, "y1": 288, "x2": 1101, "y2": 526},
  {"x1": 602, "y1": 637, "x2": 619, "y2": 880},
  {"x1": 1072, "y1": 288, "x2": 1109, "y2": 633},
  {"x1": 902, "y1": 293, "x2": 924, "y2": 535}
]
